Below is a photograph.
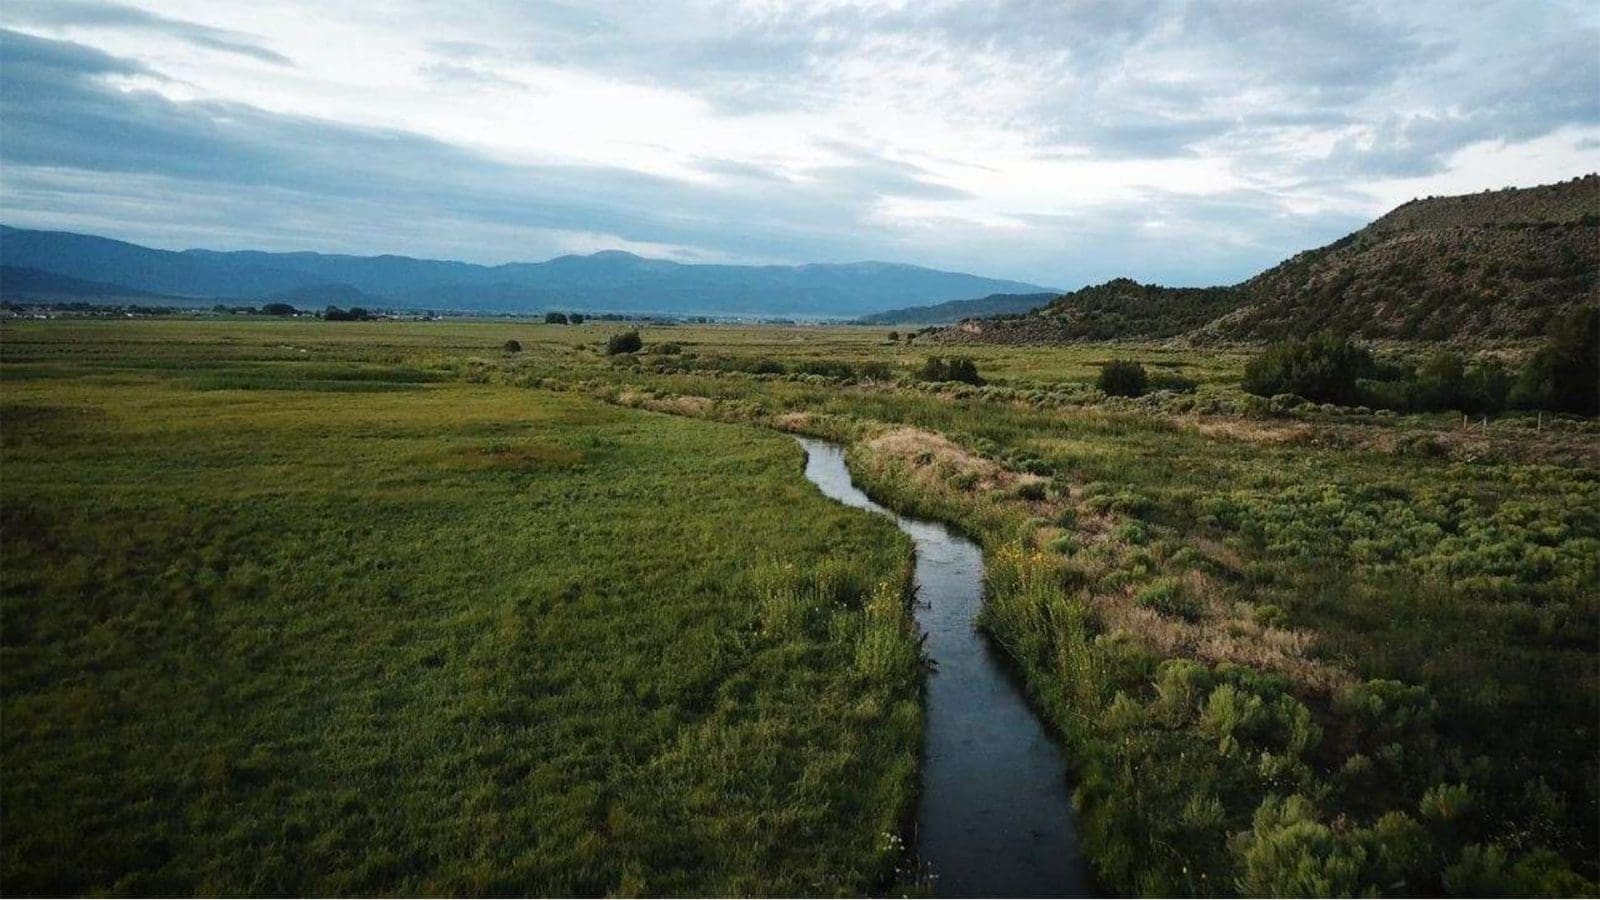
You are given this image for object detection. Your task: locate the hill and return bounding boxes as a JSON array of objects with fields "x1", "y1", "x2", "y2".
[
  {"x1": 0, "y1": 265, "x2": 163, "y2": 301},
  {"x1": 0, "y1": 227, "x2": 1050, "y2": 318},
  {"x1": 935, "y1": 174, "x2": 1599, "y2": 344},
  {"x1": 856, "y1": 292, "x2": 1057, "y2": 325}
]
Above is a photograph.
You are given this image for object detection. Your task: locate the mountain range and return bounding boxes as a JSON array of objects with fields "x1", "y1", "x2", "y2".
[
  {"x1": 0, "y1": 226, "x2": 1052, "y2": 318},
  {"x1": 935, "y1": 174, "x2": 1598, "y2": 344}
]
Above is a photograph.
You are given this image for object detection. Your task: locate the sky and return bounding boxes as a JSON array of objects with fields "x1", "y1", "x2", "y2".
[{"x1": 1, "y1": 0, "x2": 1596, "y2": 289}]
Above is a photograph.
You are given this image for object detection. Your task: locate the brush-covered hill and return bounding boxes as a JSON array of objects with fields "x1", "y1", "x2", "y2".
[
  {"x1": 936, "y1": 174, "x2": 1599, "y2": 344},
  {"x1": 857, "y1": 291, "x2": 1057, "y2": 325}
]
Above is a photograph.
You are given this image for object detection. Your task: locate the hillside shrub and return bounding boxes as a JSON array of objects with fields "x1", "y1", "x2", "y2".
[
  {"x1": 1098, "y1": 360, "x2": 1148, "y2": 397},
  {"x1": 545, "y1": 312, "x2": 569, "y2": 324}
]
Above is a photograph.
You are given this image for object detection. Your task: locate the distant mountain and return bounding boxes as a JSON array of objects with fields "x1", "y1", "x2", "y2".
[
  {"x1": 0, "y1": 265, "x2": 163, "y2": 300},
  {"x1": 936, "y1": 175, "x2": 1599, "y2": 344},
  {"x1": 0, "y1": 226, "x2": 1051, "y2": 318},
  {"x1": 856, "y1": 292, "x2": 1058, "y2": 325},
  {"x1": 277, "y1": 283, "x2": 387, "y2": 308}
]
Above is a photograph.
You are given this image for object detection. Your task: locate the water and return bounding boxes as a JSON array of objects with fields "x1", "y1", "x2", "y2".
[{"x1": 796, "y1": 437, "x2": 1091, "y2": 898}]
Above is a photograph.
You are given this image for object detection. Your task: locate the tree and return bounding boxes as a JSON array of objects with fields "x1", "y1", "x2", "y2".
[
  {"x1": 606, "y1": 331, "x2": 642, "y2": 355},
  {"x1": 546, "y1": 312, "x2": 569, "y2": 324},
  {"x1": 1098, "y1": 360, "x2": 1148, "y2": 397},
  {"x1": 569, "y1": 313, "x2": 585, "y2": 324},
  {"x1": 261, "y1": 302, "x2": 296, "y2": 317},
  {"x1": 1510, "y1": 307, "x2": 1598, "y2": 414}
]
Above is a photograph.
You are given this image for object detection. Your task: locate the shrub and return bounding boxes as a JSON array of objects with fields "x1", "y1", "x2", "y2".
[
  {"x1": 886, "y1": 331, "x2": 899, "y2": 342},
  {"x1": 1419, "y1": 782, "x2": 1475, "y2": 822},
  {"x1": 1234, "y1": 796, "x2": 1369, "y2": 897},
  {"x1": 569, "y1": 313, "x2": 585, "y2": 324},
  {"x1": 606, "y1": 331, "x2": 643, "y2": 355},
  {"x1": 859, "y1": 361, "x2": 893, "y2": 381},
  {"x1": 1136, "y1": 576, "x2": 1201, "y2": 621},
  {"x1": 794, "y1": 360, "x2": 856, "y2": 379},
  {"x1": 1098, "y1": 360, "x2": 1148, "y2": 397},
  {"x1": 261, "y1": 302, "x2": 297, "y2": 316},
  {"x1": 1013, "y1": 480, "x2": 1047, "y2": 501},
  {"x1": 1243, "y1": 333, "x2": 1373, "y2": 405},
  {"x1": 1510, "y1": 307, "x2": 1599, "y2": 414},
  {"x1": 502, "y1": 339, "x2": 523, "y2": 353},
  {"x1": 545, "y1": 312, "x2": 569, "y2": 324},
  {"x1": 918, "y1": 356, "x2": 984, "y2": 385}
]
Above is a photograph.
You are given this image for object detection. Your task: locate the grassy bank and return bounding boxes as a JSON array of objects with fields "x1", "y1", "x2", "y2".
[{"x1": 0, "y1": 326, "x2": 922, "y2": 895}]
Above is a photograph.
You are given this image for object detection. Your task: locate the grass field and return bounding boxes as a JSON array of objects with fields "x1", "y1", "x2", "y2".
[
  {"x1": 3, "y1": 317, "x2": 1596, "y2": 896},
  {"x1": 0, "y1": 322, "x2": 922, "y2": 895}
]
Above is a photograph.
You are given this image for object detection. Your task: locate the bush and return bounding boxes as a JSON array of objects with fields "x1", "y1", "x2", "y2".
[
  {"x1": 502, "y1": 339, "x2": 523, "y2": 353},
  {"x1": 652, "y1": 342, "x2": 682, "y2": 355},
  {"x1": 569, "y1": 313, "x2": 585, "y2": 324},
  {"x1": 545, "y1": 312, "x2": 569, "y2": 324},
  {"x1": 261, "y1": 302, "x2": 296, "y2": 316},
  {"x1": 1510, "y1": 307, "x2": 1598, "y2": 414},
  {"x1": 918, "y1": 356, "x2": 984, "y2": 385},
  {"x1": 1136, "y1": 577, "x2": 1202, "y2": 621},
  {"x1": 1098, "y1": 360, "x2": 1148, "y2": 397},
  {"x1": 886, "y1": 331, "x2": 899, "y2": 342},
  {"x1": 859, "y1": 361, "x2": 893, "y2": 381},
  {"x1": 1243, "y1": 333, "x2": 1373, "y2": 405},
  {"x1": 606, "y1": 331, "x2": 642, "y2": 355}
]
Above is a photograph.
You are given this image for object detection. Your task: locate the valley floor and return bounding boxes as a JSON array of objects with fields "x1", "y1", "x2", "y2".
[{"x1": 2, "y1": 318, "x2": 1595, "y2": 896}]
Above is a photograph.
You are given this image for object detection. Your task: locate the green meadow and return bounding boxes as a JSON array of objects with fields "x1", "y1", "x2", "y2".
[
  {"x1": 2, "y1": 317, "x2": 1596, "y2": 896},
  {"x1": 0, "y1": 321, "x2": 920, "y2": 895}
]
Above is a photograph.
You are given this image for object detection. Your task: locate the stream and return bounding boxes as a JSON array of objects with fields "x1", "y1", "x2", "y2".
[{"x1": 796, "y1": 437, "x2": 1090, "y2": 898}]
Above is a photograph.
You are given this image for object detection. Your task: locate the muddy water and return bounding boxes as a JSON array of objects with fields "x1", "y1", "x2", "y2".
[{"x1": 796, "y1": 437, "x2": 1090, "y2": 898}]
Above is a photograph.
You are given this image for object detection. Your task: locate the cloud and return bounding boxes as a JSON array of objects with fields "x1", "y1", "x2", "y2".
[
  {"x1": 0, "y1": 0, "x2": 292, "y2": 65},
  {"x1": 0, "y1": 1, "x2": 1596, "y2": 290}
]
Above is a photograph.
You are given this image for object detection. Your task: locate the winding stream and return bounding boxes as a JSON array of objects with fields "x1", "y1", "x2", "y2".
[{"x1": 796, "y1": 437, "x2": 1090, "y2": 898}]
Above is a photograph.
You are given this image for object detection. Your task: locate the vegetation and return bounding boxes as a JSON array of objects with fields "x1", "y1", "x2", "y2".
[
  {"x1": 503, "y1": 338, "x2": 523, "y2": 353},
  {"x1": 1097, "y1": 359, "x2": 1148, "y2": 397},
  {"x1": 932, "y1": 176, "x2": 1598, "y2": 345},
  {"x1": 917, "y1": 355, "x2": 983, "y2": 385},
  {"x1": 322, "y1": 306, "x2": 375, "y2": 321},
  {"x1": 0, "y1": 324, "x2": 922, "y2": 895},
  {"x1": 545, "y1": 311, "x2": 569, "y2": 324},
  {"x1": 1241, "y1": 333, "x2": 1374, "y2": 405},
  {"x1": 1243, "y1": 312, "x2": 1598, "y2": 415},
  {"x1": 605, "y1": 330, "x2": 642, "y2": 355},
  {"x1": 3, "y1": 316, "x2": 1595, "y2": 896}
]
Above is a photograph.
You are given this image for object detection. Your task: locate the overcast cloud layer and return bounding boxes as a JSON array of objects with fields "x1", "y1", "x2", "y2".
[{"x1": 1, "y1": 0, "x2": 1596, "y2": 287}]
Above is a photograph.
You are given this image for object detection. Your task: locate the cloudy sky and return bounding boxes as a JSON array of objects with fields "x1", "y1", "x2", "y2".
[{"x1": 1, "y1": 0, "x2": 1596, "y2": 288}]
